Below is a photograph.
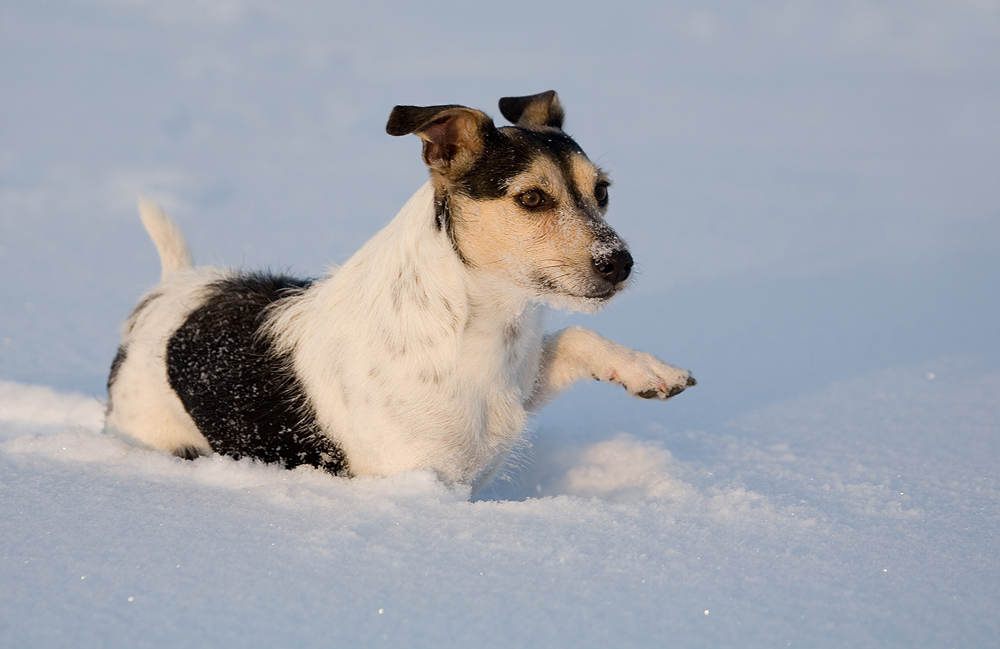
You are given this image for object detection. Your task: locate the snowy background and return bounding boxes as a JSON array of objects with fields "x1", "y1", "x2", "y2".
[{"x1": 2, "y1": 1, "x2": 999, "y2": 647}]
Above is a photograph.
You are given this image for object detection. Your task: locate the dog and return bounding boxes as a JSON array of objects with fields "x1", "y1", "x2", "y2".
[{"x1": 105, "y1": 91, "x2": 695, "y2": 492}]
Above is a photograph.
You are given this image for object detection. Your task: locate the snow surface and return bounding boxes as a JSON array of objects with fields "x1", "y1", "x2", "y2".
[{"x1": 2, "y1": 1, "x2": 999, "y2": 647}]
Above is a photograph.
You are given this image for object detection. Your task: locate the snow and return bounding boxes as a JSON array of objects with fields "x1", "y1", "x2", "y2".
[
  {"x1": 1, "y1": 1, "x2": 998, "y2": 647},
  {"x1": 4, "y1": 368, "x2": 997, "y2": 647}
]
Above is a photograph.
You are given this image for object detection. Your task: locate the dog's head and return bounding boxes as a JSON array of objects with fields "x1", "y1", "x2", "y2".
[{"x1": 387, "y1": 91, "x2": 632, "y2": 312}]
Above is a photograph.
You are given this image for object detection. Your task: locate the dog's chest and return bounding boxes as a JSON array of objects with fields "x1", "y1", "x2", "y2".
[{"x1": 340, "y1": 302, "x2": 543, "y2": 483}]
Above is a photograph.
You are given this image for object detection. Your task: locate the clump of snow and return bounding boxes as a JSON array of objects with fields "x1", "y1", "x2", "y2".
[{"x1": 547, "y1": 433, "x2": 696, "y2": 502}]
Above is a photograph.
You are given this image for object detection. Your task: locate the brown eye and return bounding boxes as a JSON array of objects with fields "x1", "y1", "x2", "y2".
[
  {"x1": 595, "y1": 182, "x2": 609, "y2": 206},
  {"x1": 517, "y1": 190, "x2": 544, "y2": 209}
]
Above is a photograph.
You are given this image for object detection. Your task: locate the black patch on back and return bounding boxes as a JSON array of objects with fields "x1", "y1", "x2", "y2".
[
  {"x1": 458, "y1": 127, "x2": 584, "y2": 200},
  {"x1": 166, "y1": 273, "x2": 348, "y2": 476}
]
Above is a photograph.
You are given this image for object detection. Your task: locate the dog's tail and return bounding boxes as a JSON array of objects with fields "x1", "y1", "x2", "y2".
[{"x1": 137, "y1": 196, "x2": 194, "y2": 280}]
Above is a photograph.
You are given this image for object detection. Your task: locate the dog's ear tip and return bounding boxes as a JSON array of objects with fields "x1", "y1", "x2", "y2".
[
  {"x1": 385, "y1": 104, "x2": 475, "y2": 137},
  {"x1": 385, "y1": 104, "x2": 493, "y2": 172},
  {"x1": 498, "y1": 90, "x2": 564, "y2": 129},
  {"x1": 499, "y1": 89, "x2": 558, "y2": 107},
  {"x1": 385, "y1": 106, "x2": 413, "y2": 136}
]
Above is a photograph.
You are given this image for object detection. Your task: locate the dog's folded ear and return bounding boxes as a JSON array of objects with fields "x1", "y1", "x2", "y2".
[
  {"x1": 498, "y1": 91, "x2": 564, "y2": 129},
  {"x1": 386, "y1": 105, "x2": 494, "y2": 177}
]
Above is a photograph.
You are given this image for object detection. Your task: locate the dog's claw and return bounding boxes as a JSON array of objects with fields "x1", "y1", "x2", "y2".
[
  {"x1": 633, "y1": 377, "x2": 693, "y2": 400},
  {"x1": 664, "y1": 384, "x2": 686, "y2": 398}
]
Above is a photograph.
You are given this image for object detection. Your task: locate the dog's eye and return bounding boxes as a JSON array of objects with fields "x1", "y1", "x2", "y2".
[
  {"x1": 594, "y1": 182, "x2": 609, "y2": 206},
  {"x1": 517, "y1": 190, "x2": 545, "y2": 209}
]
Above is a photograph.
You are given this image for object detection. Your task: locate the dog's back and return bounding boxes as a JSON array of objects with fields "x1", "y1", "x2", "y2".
[{"x1": 107, "y1": 204, "x2": 349, "y2": 470}]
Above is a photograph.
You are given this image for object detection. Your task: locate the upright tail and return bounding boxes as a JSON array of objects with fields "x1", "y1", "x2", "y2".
[{"x1": 137, "y1": 196, "x2": 194, "y2": 281}]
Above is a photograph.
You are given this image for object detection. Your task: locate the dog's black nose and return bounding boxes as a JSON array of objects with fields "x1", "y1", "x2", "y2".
[{"x1": 594, "y1": 249, "x2": 633, "y2": 284}]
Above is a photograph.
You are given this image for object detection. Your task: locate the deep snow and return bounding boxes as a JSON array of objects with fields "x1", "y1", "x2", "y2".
[{"x1": 1, "y1": 1, "x2": 998, "y2": 647}]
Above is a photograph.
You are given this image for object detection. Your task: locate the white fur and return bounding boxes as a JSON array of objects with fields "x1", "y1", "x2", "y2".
[
  {"x1": 108, "y1": 182, "x2": 692, "y2": 490},
  {"x1": 105, "y1": 268, "x2": 220, "y2": 455},
  {"x1": 137, "y1": 195, "x2": 193, "y2": 280}
]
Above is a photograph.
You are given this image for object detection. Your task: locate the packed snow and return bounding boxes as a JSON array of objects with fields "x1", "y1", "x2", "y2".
[{"x1": 1, "y1": 1, "x2": 998, "y2": 647}]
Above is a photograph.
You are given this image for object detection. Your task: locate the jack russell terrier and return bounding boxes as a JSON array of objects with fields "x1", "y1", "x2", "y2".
[{"x1": 105, "y1": 91, "x2": 695, "y2": 492}]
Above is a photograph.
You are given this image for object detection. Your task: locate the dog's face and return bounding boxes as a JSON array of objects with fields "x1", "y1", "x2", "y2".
[{"x1": 387, "y1": 92, "x2": 632, "y2": 312}]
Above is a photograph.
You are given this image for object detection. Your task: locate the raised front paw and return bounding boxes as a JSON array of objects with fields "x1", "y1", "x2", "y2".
[{"x1": 605, "y1": 352, "x2": 696, "y2": 401}]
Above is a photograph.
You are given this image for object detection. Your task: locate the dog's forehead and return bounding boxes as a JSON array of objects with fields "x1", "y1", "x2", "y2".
[{"x1": 458, "y1": 126, "x2": 597, "y2": 199}]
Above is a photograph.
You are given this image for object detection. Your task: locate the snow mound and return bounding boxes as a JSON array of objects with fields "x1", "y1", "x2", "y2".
[
  {"x1": 0, "y1": 380, "x2": 105, "y2": 439},
  {"x1": 1, "y1": 368, "x2": 998, "y2": 647},
  {"x1": 550, "y1": 433, "x2": 696, "y2": 502}
]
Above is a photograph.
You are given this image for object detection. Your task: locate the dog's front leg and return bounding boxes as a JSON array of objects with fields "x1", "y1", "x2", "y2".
[{"x1": 526, "y1": 326, "x2": 695, "y2": 412}]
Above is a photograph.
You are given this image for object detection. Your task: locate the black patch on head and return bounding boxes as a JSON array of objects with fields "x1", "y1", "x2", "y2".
[
  {"x1": 166, "y1": 273, "x2": 348, "y2": 476},
  {"x1": 457, "y1": 127, "x2": 584, "y2": 200}
]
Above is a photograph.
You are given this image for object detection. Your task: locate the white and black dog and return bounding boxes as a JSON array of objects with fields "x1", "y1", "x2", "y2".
[{"x1": 105, "y1": 91, "x2": 695, "y2": 492}]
